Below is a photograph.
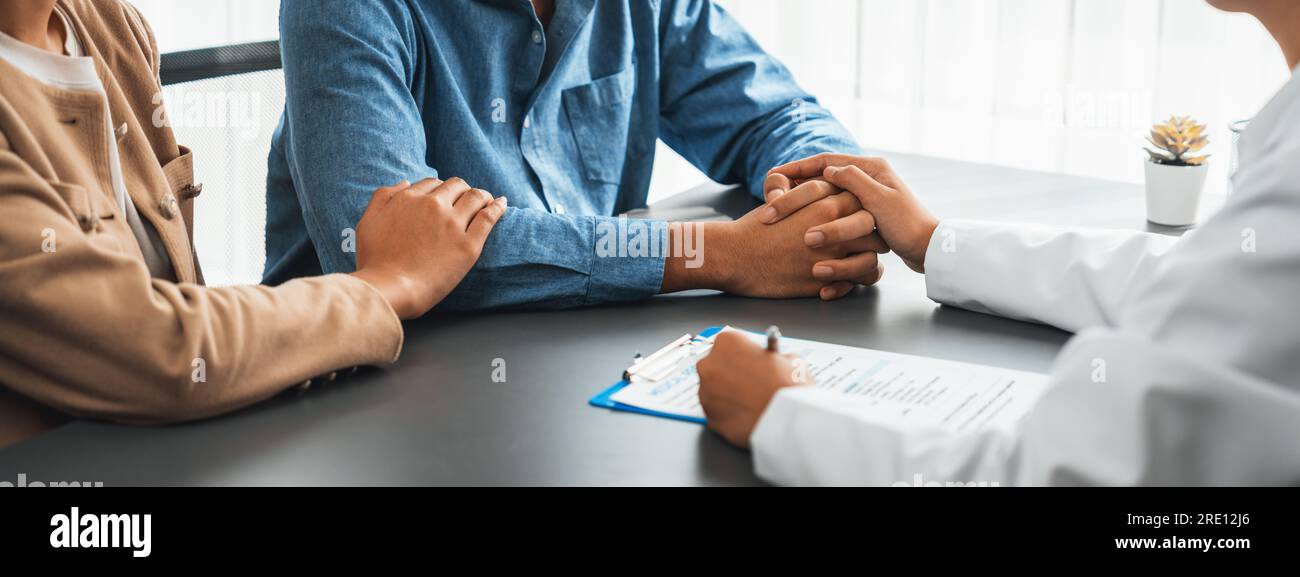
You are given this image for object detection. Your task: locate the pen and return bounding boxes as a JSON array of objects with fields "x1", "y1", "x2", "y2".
[{"x1": 766, "y1": 325, "x2": 781, "y2": 353}]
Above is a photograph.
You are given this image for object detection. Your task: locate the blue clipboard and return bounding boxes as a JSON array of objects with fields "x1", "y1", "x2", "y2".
[{"x1": 587, "y1": 326, "x2": 726, "y2": 425}]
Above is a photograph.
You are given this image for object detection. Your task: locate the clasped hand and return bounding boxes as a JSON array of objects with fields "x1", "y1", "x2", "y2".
[{"x1": 761, "y1": 153, "x2": 940, "y2": 299}]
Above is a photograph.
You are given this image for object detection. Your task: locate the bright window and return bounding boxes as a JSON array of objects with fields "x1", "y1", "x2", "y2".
[
  {"x1": 129, "y1": 1, "x2": 1290, "y2": 201},
  {"x1": 647, "y1": 0, "x2": 1290, "y2": 200}
]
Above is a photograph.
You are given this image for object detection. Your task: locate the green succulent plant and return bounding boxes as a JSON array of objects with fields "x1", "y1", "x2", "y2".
[{"x1": 1146, "y1": 116, "x2": 1210, "y2": 167}]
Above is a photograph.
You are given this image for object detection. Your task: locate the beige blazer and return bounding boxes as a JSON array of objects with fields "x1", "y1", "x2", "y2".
[{"x1": 0, "y1": 0, "x2": 403, "y2": 447}]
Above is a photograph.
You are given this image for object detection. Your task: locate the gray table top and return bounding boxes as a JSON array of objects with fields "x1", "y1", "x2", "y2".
[{"x1": 0, "y1": 152, "x2": 1190, "y2": 486}]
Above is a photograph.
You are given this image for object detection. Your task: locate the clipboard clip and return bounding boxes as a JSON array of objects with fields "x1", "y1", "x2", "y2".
[{"x1": 622, "y1": 333, "x2": 712, "y2": 383}]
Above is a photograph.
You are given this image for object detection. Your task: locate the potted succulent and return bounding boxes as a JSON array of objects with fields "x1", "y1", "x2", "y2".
[{"x1": 1144, "y1": 116, "x2": 1210, "y2": 226}]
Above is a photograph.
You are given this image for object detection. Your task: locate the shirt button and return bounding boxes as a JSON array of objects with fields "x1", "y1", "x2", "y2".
[
  {"x1": 523, "y1": 115, "x2": 531, "y2": 129},
  {"x1": 555, "y1": 204, "x2": 566, "y2": 215},
  {"x1": 159, "y1": 192, "x2": 178, "y2": 220},
  {"x1": 531, "y1": 30, "x2": 543, "y2": 44}
]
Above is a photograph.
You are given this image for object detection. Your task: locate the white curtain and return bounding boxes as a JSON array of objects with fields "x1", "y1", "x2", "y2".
[{"x1": 650, "y1": 0, "x2": 1291, "y2": 202}]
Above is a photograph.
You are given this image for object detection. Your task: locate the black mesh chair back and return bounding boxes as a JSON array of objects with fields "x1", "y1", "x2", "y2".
[{"x1": 159, "y1": 40, "x2": 283, "y2": 286}]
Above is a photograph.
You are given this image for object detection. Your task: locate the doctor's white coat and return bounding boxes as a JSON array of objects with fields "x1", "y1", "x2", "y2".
[{"x1": 750, "y1": 70, "x2": 1300, "y2": 486}]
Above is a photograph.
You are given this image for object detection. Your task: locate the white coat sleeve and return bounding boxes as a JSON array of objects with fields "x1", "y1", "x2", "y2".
[
  {"x1": 923, "y1": 219, "x2": 1178, "y2": 332},
  {"x1": 751, "y1": 131, "x2": 1300, "y2": 486},
  {"x1": 751, "y1": 331, "x2": 1300, "y2": 486}
]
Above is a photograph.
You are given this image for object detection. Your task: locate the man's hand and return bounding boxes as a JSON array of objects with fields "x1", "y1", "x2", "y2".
[
  {"x1": 763, "y1": 180, "x2": 892, "y2": 299},
  {"x1": 350, "y1": 178, "x2": 507, "y2": 319},
  {"x1": 662, "y1": 191, "x2": 881, "y2": 300},
  {"x1": 765, "y1": 154, "x2": 939, "y2": 273},
  {"x1": 697, "y1": 331, "x2": 806, "y2": 448}
]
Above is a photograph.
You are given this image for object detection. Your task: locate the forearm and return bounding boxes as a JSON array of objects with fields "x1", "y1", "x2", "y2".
[
  {"x1": 443, "y1": 214, "x2": 748, "y2": 307},
  {"x1": 924, "y1": 219, "x2": 1180, "y2": 332},
  {"x1": 126, "y1": 275, "x2": 404, "y2": 422},
  {"x1": 3, "y1": 273, "x2": 402, "y2": 425},
  {"x1": 438, "y1": 209, "x2": 669, "y2": 311},
  {"x1": 751, "y1": 387, "x2": 1019, "y2": 486},
  {"x1": 753, "y1": 328, "x2": 1300, "y2": 487},
  {"x1": 736, "y1": 101, "x2": 862, "y2": 200},
  {"x1": 660, "y1": 221, "x2": 728, "y2": 293}
]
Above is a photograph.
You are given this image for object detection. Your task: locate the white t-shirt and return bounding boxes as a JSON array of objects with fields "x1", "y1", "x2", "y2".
[{"x1": 0, "y1": 7, "x2": 174, "y2": 279}]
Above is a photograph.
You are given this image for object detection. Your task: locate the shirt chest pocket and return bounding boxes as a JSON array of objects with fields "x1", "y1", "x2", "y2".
[{"x1": 562, "y1": 67, "x2": 635, "y2": 185}]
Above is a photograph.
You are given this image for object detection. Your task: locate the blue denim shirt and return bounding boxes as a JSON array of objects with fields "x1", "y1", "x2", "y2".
[{"x1": 264, "y1": 0, "x2": 860, "y2": 310}]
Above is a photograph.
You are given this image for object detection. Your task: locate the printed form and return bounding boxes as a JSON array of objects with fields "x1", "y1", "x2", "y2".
[{"x1": 610, "y1": 328, "x2": 1049, "y2": 432}]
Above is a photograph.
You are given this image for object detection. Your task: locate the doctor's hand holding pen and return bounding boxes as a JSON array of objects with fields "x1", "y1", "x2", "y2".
[{"x1": 697, "y1": 329, "x2": 812, "y2": 449}]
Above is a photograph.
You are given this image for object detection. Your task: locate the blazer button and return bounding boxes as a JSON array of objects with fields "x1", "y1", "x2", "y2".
[
  {"x1": 180, "y1": 182, "x2": 203, "y2": 199},
  {"x1": 77, "y1": 213, "x2": 97, "y2": 232},
  {"x1": 159, "y1": 192, "x2": 179, "y2": 219}
]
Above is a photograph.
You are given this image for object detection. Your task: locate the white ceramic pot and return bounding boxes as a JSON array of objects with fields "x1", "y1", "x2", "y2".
[{"x1": 1144, "y1": 160, "x2": 1208, "y2": 227}]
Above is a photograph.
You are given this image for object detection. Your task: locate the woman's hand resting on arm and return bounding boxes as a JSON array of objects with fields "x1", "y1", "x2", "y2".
[{"x1": 350, "y1": 178, "x2": 508, "y2": 319}]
